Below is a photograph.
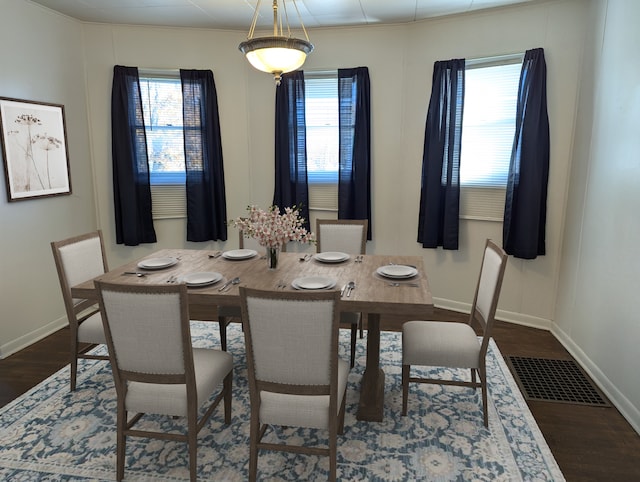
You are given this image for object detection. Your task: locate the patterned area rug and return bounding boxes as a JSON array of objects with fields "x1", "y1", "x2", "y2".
[{"x1": 0, "y1": 322, "x2": 564, "y2": 481}]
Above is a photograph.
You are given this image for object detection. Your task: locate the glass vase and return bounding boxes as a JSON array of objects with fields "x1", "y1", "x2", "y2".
[{"x1": 267, "y1": 246, "x2": 279, "y2": 269}]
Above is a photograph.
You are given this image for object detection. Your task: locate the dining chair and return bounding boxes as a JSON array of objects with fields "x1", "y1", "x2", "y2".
[
  {"x1": 239, "y1": 287, "x2": 349, "y2": 482},
  {"x1": 217, "y1": 228, "x2": 286, "y2": 351},
  {"x1": 316, "y1": 218, "x2": 368, "y2": 368},
  {"x1": 401, "y1": 239, "x2": 507, "y2": 427},
  {"x1": 95, "y1": 281, "x2": 233, "y2": 482},
  {"x1": 51, "y1": 230, "x2": 109, "y2": 391}
]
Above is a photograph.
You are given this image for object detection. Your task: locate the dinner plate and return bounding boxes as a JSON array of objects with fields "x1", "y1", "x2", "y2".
[
  {"x1": 291, "y1": 276, "x2": 337, "y2": 290},
  {"x1": 376, "y1": 265, "x2": 418, "y2": 279},
  {"x1": 181, "y1": 271, "x2": 222, "y2": 287},
  {"x1": 314, "y1": 251, "x2": 350, "y2": 263},
  {"x1": 222, "y1": 249, "x2": 258, "y2": 260},
  {"x1": 137, "y1": 257, "x2": 179, "y2": 270}
]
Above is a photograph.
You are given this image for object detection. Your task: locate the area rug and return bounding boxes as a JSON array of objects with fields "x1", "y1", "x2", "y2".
[{"x1": 0, "y1": 322, "x2": 564, "y2": 481}]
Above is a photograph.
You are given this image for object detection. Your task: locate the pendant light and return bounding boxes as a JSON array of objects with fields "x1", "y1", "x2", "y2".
[{"x1": 239, "y1": 0, "x2": 314, "y2": 85}]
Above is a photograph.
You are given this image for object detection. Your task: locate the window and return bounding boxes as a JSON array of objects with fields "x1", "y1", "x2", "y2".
[
  {"x1": 460, "y1": 56, "x2": 522, "y2": 221},
  {"x1": 304, "y1": 71, "x2": 338, "y2": 211},
  {"x1": 138, "y1": 71, "x2": 186, "y2": 219}
]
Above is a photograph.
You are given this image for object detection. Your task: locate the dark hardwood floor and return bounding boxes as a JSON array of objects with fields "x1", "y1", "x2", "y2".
[{"x1": 1, "y1": 309, "x2": 639, "y2": 481}]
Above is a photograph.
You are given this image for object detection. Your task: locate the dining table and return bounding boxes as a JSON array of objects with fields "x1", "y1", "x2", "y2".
[{"x1": 71, "y1": 248, "x2": 433, "y2": 422}]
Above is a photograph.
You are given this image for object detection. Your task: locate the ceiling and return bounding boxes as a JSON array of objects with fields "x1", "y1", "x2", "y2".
[{"x1": 28, "y1": 0, "x2": 539, "y2": 30}]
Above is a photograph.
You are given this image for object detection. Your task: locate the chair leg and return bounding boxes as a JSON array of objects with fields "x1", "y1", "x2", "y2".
[
  {"x1": 188, "y1": 410, "x2": 198, "y2": 482},
  {"x1": 218, "y1": 317, "x2": 228, "y2": 351},
  {"x1": 338, "y1": 390, "x2": 347, "y2": 435},
  {"x1": 359, "y1": 315, "x2": 364, "y2": 339},
  {"x1": 223, "y1": 372, "x2": 232, "y2": 424},
  {"x1": 116, "y1": 407, "x2": 126, "y2": 481},
  {"x1": 248, "y1": 415, "x2": 259, "y2": 482},
  {"x1": 329, "y1": 424, "x2": 337, "y2": 482},
  {"x1": 401, "y1": 365, "x2": 410, "y2": 416},
  {"x1": 479, "y1": 367, "x2": 489, "y2": 427},
  {"x1": 70, "y1": 335, "x2": 79, "y2": 391},
  {"x1": 350, "y1": 323, "x2": 357, "y2": 368},
  {"x1": 70, "y1": 355, "x2": 78, "y2": 392}
]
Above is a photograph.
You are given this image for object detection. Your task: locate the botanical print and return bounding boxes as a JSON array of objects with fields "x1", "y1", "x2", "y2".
[{"x1": 0, "y1": 97, "x2": 71, "y2": 201}]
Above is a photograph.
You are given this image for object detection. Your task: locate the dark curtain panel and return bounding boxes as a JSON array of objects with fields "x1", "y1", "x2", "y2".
[
  {"x1": 273, "y1": 71, "x2": 311, "y2": 231},
  {"x1": 180, "y1": 69, "x2": 228, "y2": 242},
  {"x1": 503, "y1": 48, "x2": 549, "y2": 259},
  {"x1": 338, "y1": 67, "x2": 372, "y2": 240},
  {"x1": 111, "y1": 65, "x2": 156, "y2": 246},
  {"x1": 417, "y1": 59, "x2": 465, "y2": 249}
]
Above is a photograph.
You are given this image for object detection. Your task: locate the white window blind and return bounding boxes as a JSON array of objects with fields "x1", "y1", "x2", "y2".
[
  {"x1": 305, "y1": 72, "x2": 339, "y2": 211},
  {"x1": 139, "y1": 70, "x2": 187, "y2": 219},
  {"x1": 460, "y1": 56, "x2": 522, "y2": 221}
]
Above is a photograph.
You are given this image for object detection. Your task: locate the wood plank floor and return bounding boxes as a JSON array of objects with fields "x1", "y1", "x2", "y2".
[{"x1": 1, "y1": 309, "x2": 639, "y2": 481}]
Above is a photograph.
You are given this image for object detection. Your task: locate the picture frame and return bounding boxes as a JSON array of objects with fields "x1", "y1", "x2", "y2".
[{"x1": 0, "y1": 97, "x2": 72, "y2": 202}]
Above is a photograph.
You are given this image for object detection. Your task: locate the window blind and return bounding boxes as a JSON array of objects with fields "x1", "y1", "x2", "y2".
[{"x1": 460, "y1": 56, "x2": 522, "y2": 221}]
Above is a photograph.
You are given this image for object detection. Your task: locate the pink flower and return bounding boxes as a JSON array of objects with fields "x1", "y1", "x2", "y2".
[{"x1": 230, "y1": 205, "x2": 316, "y2": 249}]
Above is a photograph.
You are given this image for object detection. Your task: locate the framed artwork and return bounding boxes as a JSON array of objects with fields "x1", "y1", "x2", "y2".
[{"x1": 0, "y1": 97, "x2": 72, "y2": 202}]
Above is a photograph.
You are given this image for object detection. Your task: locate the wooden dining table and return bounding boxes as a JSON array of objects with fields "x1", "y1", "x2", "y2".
[{"x1": 71, "y1": 248, "x2": 433, "y2": 422}]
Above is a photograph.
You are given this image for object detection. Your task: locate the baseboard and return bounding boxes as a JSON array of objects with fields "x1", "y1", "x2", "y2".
[
  {"x1": 551, "y1": 324, "x2": 640, "y2": 436},
  {"x1": 433, "y1": 297, "x2": 553, "y2": 331},
  {"x1": 0, "y1": 317, "x2": 67, "y2": 359}
]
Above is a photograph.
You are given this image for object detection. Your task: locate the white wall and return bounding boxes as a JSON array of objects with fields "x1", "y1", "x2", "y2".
[
  {"x1": 555, "y1": 0, "x2": 640, "y2": 433},
  {"x1": 0, "y1": 0, "x2": 96, "y2": 355},
  {"x1": 80, "y1": 0, "x2": 587, "y2": 329}
]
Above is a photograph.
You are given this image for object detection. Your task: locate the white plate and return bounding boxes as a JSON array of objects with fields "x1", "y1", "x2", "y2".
[
  {"x1": 222, "y1": 249, "x2": 258, "y2": 260},
  {"x1": 376, "y1": 265, "x2": 418, "y2": 279},
  {"x1": 181, "y1": 271, "x2": 222, "y2": 287},
  {"x1": 137, "y1": 257, "x2": 179, "y2": 270},
  {"x1": 291, "y1": 276, "x2": 337, "y2": 290},
  {"x1": 314, "y1": 251, "x2": 350, "y2": 263}
]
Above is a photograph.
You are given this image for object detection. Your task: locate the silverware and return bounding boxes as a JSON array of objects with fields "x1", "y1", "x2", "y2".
[
  {"x1": 299, "y1": 253, "x2": 311, "y2": 262},
  {"x1": 208, "y1": 251, "x2": 222, "y2": 259},
  {"x1": 355, "y1": 255, "x2": 364, "y2": 263},
  {"x1": 219, "y1": 277, "x2": 240, "y2": 292},
  {"x1": 123, "y1": 271, "x2": 146, "y2": 277},
  {"x1": 276, "y1": 280, "x2": 287, "y2": 289},
  {"x1": 346, "y1": 281, "x2": 355, "y2": 297},
  {"x1": 166, "y1": 275, "x2": 178, "y2": 284},
  {"x1": 389, "y1": 282, "x2": 419, "y2": 287}
]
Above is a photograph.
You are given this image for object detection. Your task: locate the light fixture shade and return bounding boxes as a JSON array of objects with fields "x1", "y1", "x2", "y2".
[{"x1": 239, "y1": 36, "x2": 314, "y2": 79}]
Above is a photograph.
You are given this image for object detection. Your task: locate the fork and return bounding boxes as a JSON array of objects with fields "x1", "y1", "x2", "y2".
[
  {"x1": 276, "y1": 279, "x2": 287, "y2": 290},
  {"x1": 166, "y1": 275, "x2": 178, "y2": 284}
]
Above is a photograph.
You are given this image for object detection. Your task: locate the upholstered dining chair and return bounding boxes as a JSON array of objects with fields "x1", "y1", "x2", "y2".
[
  {"x1": 401, "y1": 239, "x2": 507, "y2": 427},
  {"x1": 239, "y1": 287, "x2": 349, "y2": 482},
  {"x1": 217, "y1": 228, "x2": 286, "y2": 351},
  {"x1": 316, "y1": 218, "x2": 368, "y2": 367},
  {"x1": 51, "y1": 230, "x2": 109, "y2": 391},
  {"x1": 95, "y1": 281, "x2": 233, "y2": 482}
]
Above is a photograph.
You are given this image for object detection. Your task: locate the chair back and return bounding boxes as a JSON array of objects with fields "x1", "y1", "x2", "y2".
[
  {"x1": 240, "y1": 287, "x2": 340, "y2": 390},
  {"x1": 470, "y1": 239, "x2": 507, "y2": 349},
  {"x1": 96, "y1": 282, "x2": 193, "y2": 385},
  {"x1": 51, "y1": 230, "x2": 108, "y2": 318},
  {"x1": 316, "y1": 219, "x2": 367, "y2": 255}
]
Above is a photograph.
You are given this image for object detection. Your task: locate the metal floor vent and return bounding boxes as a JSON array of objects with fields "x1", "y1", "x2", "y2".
[{"x1": 506, "y1": 356, "x2": 610, "y2": 406}]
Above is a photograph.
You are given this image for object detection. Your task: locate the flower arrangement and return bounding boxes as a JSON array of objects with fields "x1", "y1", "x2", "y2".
[{"x1": 230, "y1": 204, "x2": 315, "y2": 249}]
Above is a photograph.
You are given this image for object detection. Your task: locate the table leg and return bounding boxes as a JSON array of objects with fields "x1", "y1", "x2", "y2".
[{"x1": 357, "y1": 312, "x2": 385, "y2": 421}]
